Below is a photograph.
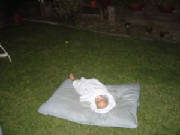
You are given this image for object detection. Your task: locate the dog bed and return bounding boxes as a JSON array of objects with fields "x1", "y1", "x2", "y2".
[{"x1": 38, "y1": 79, "x2": 140, "y2": 128}]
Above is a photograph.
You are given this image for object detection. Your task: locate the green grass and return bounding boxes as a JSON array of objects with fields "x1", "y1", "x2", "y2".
[{"x1": 0, "y1": 22, "x2": 179, "y2": 135}]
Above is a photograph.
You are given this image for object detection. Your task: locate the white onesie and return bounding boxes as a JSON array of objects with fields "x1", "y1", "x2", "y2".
[{"x1": 73, "y1": 77, "x2": 116, "y2": 113}]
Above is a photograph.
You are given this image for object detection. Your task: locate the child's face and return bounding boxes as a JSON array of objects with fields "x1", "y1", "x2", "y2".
[{"x1": 95, "y1": 95, "x2": 108, "y2": 109}]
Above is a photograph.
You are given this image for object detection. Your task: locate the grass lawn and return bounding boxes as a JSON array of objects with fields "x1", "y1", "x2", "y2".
[{"x1": 0, "y1": 22, "x2": 179, "y2": 135}]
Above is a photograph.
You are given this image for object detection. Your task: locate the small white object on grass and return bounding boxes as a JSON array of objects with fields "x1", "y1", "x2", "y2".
[
  {"x1": 65, "y1": 41, "x2": 69, "y2": 44},
  {"x1": 0, "y1": 43, "x2": 11, "y2": 63}
]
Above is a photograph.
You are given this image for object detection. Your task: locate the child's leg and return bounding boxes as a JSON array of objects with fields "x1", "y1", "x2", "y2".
[{"x1": 69, "y1": 73, "x2": 75, "y2": 81}]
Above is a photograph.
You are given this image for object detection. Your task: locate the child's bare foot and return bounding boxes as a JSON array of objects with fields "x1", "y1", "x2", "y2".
[{"x1": 69, "y1": 73, "x2": 75, "y2": 81}]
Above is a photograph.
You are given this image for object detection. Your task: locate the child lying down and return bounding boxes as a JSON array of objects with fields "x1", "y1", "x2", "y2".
[{"x1": 69, "y1": 73, "x2": 116, "y2": 114}]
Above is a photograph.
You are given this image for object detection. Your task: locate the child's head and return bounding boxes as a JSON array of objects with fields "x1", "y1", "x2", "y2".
[{"x1": 95, "y1": 95, "x2": 108, "y2": 109}]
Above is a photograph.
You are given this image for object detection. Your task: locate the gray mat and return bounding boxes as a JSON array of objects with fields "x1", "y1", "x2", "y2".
[{"x1": 38, "y1": 79, "x2": 140, "y2": 128}]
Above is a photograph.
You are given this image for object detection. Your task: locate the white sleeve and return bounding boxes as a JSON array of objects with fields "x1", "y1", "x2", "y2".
[
  {"x1": 73, "y1": 80, "x2": 79, "y2": 91},
  {"x1": 72, "y1": 77, "x2": 87, "y2": 96}
]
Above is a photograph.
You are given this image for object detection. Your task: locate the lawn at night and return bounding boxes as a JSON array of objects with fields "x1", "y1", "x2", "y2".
[{"x1": 0, "y1": 22, "x2": 179, "y2": 135}]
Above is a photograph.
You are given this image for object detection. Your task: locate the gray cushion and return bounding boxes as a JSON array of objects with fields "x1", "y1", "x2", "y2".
[{"x1": 38, "y1": 79, "x2": 140, "y2": 128}]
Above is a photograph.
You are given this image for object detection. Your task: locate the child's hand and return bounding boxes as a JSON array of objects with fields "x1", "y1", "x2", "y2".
[{"x1": 69, "y1": 73, "x2": 75, "y2": 81}]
